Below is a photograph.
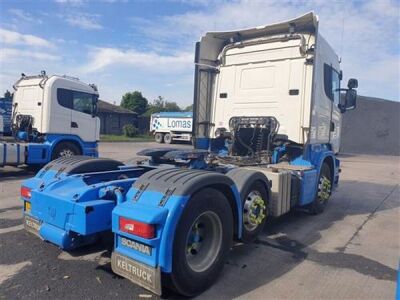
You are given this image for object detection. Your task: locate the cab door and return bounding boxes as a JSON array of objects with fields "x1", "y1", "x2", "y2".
[
  {"x1": 329, "y1": 68, "x2": 341, "y2": 153},
  {"x1": 52, "y1": 88, "x2": 72, "y2": 135},
  {"x1": 70, "y1": 91, "x2": 99, "y2": 142}
]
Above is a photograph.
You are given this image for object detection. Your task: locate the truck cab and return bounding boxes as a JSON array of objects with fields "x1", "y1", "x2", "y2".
[
  {"x1": 193, "y1": 12, "x2": 356, "y2": 155},
  {"x1": 1, "y1": 72, "x2": 100, "y2": 167}
]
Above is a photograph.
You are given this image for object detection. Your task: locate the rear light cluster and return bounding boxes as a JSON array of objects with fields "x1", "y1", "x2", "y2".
[
  {"x1": 21, "y1": 186, "x2": 32, "y2": 199},
  {"x1": 119, "y1": 217, "x2": 155, "y2": 239}
]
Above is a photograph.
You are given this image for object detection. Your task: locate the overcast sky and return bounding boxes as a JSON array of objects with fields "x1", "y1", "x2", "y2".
[{"x1": 0, "y1": 0, "x2": 399, "y2": 105}]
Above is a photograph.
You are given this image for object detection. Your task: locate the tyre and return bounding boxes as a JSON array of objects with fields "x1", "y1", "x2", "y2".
[
  {"x1": 309, "y1": 163, "x2": 332, "y2": 214},
  {"x1": 241, "y1": 181, "x2": 268, "y2": 243},
  {"x1": 164, "y1": 133, "x2": 172, "y2": 144},
  {"x1": 155, "y1": 132, "x2": 164, "y2": 143},
  {"x1": 168, "y1": 188, "x2": 233, "y2": 297},
  {"x1": 51, "y1": 142, "x2": 81, "y2": 160}
]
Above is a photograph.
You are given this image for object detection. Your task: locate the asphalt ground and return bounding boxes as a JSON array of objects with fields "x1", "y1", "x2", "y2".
[{"x1": 0, "y1": 142, "x2": 399, "y2": 299}]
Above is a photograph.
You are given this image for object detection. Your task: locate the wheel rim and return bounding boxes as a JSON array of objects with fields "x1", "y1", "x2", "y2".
[
  {"x1": 185, "y1": 211, "x2": 222, "y2": 273},
  {"x1": 318, "y1": 176, "x2": 332, "y2": 203},
  {"x1": 243, "y1": 191, "x2": 266, "y2": 232},
  {"x1": 59, "y1": 149, "x2": 74, "y2": 157}
]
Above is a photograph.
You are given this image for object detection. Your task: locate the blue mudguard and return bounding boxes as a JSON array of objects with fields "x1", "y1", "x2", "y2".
[
  {"x1": 112, "y1": 167, "x2": 242, "y2": 274},
  {"x1": 290, "y1": 143, "x2": 339, "y2": 206},
  {"x1": 21, "y1": 157, "x2": 150, "y2": 249}
]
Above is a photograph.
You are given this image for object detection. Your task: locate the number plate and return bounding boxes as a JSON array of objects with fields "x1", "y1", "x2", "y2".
[
  {"x1": 111, "y1": 252, "x2": 161, "y2": 295},
  {"x1": 24, "y1": 201, "x2": 31, "y2": 212},
  {"x1": 24, "y1": 215, "x2": 41, "y2": 237}
]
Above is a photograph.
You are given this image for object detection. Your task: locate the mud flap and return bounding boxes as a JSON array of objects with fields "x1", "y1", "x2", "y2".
[{"x1": 111, "y1": 251, "x2": 162, "y2": 295}]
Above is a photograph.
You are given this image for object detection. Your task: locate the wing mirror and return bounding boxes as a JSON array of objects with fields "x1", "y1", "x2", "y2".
[
  {"x1": 344, "y1": 89, "x2": 357, "y2": 111},
  {"x1": 347, "y1": 78, "x2": 358, "y2": 89},
  {"x1": 92, "y1": 96, "x2": 98, "y2": 118},
  {"x1": 339, "y1": 78, "x2": 358, "y2": 113}
]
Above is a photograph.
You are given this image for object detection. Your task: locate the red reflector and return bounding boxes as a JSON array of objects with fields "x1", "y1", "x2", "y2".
[
  {"x1": 21, "y1": 186, "x2": 32, "y2": 199},
  {"x1": 119, "y1": 217, "x2": 155, "y2": 239}
]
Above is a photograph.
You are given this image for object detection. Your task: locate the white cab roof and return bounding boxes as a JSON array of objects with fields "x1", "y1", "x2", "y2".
[
  {"x1": 14, "y1": 75, "x2": 98, "y2": 95},
  {"x1": 205, "y1": 12, "x2": 318, "y2": 41}
]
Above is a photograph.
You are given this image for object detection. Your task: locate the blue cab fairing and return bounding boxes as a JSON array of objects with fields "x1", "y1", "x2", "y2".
[{"x1": 26, "y1": 134, "x2": 98, "y2": 165}]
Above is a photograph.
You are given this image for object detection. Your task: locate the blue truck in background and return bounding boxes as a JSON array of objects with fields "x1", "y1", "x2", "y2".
[
  {"x1": 20, "y1": 13, "x2": 359, "y2": 296},
  {"x1": 0, "y1": 72, "x2": 100, "y2": 168}
]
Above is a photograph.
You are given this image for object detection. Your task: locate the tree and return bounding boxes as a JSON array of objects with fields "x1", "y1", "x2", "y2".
[
  {"x1": 144, "y1": 96, "x2": 164, "y2": 116},
  {"x1": 164, "y1": 101, "x2": 181, "y2": 112},
  {"x1": 144, "y1": 96, "x2": 183, "y2": 116},
  {"x1": 152, "y1": 96, "x2": 165, "y2": 111},
  {"x1": 4, "y1": 90, "x2": 11, "y2": 98},
  {"x1": 184, "y1": 104, "x2": 193, "y2": 112},
  {"x1": 120, "y1": 91, "x2": 148, "y2": 115}
]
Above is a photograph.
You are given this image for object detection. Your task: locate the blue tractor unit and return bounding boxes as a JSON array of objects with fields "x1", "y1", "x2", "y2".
[{"x1": 21, "y1": 13, "x2": 358, "y2": 296}]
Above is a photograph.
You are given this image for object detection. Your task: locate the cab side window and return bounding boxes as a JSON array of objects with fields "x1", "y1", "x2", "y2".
[
  {"x1": 57, "y1": 88, "x2": 73, "y2": 109},
  {"x1": 73, "y1": 92, "x2": 93, "y2": 115},
  {"x1": 57, "y1": 88, "x2": 96, "y2": 115},
  {"x1": 324, "y1": 64, "x2": 340, "y2": 105}
]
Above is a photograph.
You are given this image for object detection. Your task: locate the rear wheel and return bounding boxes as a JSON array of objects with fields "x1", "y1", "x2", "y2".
[
  {"x1": 310, "y1": 163, "x2": 332, "y2": 214},
  {"x1": 164, "y1": 133, "x2": 172, "y2": 144},
  {"x1": 155, "y1": 132, "x2": 164, "y2": 143},
  {"x1": 51, "y1": 142, "x2": 81, "y2": 160},
  {"x1": 168, "y1": 188, "x2": 233, "y2": 297},
  {"x1": 241, "y1": 181, "x2": 268, "y2": 243}
]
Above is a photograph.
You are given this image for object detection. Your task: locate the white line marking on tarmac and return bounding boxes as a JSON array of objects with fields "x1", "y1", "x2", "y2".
[
  {"x1": 0, "y1": 224, "x2": 24, "y2": 234},
  {"x1": 0, "y1": 209, "x2": 22, "y2": 220},
  {"x1": 0, "y1": 261, "x2": 32, "y2": 284}
]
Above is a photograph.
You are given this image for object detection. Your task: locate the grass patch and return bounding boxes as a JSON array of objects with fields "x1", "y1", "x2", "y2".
[{"x1": 100, "y1": 134, "x2": 153, "y2": 142}]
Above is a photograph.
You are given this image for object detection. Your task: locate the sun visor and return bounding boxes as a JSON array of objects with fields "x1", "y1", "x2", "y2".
[{"x1": 198, "y1": 12, "x2": 318, "y2": 64}]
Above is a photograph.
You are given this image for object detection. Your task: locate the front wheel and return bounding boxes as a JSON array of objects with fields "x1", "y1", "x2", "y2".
[
  {"x1": 168, "y1": 188, "x2": 233, "y2": 297},
  {"x1": 309, "y1": 163, "x2": 332, "y2": 214}
]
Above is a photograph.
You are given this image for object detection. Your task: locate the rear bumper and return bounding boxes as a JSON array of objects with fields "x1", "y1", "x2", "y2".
[
  {"x1": 23, "y1": 193, "x2": 115, "y2": 249},
  {"x1": 23, "y1": 213, "x2": 99, "y2": 249}
]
